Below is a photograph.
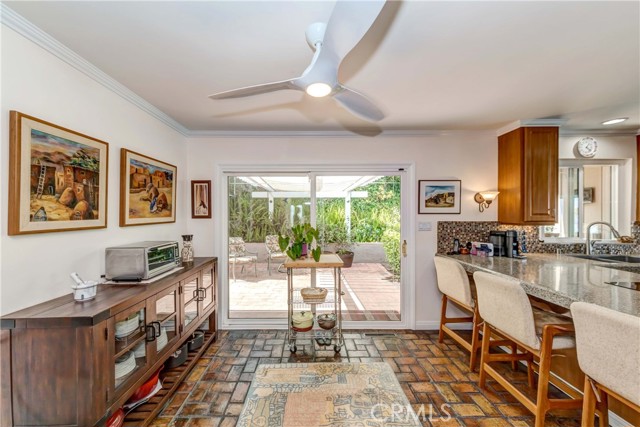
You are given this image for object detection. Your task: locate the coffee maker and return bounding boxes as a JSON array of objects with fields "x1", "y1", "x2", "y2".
[{"x1": 489, "y1": 230, "x2": 519, "y2": 257}]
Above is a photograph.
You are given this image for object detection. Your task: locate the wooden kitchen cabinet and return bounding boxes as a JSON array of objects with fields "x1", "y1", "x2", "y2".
[
  {"x1": 498, "y1": 126, "x2": 558, "y2": 225},
  {"x1": 1, "y1": 257, "x2": 217, "y2": 427}
]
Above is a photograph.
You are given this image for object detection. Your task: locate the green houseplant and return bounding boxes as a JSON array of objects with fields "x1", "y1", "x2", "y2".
[
  {"x1": 320, "y1": 224, "x2": 354, "y2": 268},
  {"x1": 278, "y1": 223, "x2": 322, "y2": 262}
]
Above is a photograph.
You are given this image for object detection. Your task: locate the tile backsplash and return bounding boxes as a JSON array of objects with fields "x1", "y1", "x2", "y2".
[{"x1": 437, "y1": 221, "x2": 640, "y2": 255}]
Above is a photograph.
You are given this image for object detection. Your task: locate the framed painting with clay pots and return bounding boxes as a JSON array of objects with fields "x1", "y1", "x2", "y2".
[
  {"x1": 120, "y1": 148, "x2": 176, "y2": 226},
  {"x1": 8, "y1": 111, "x2": 109, "y2": 235}
]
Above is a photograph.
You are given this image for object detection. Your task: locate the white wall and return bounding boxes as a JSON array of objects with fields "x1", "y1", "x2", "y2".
[
  {"x1": 1, "y1": 28, "x2": 188, "y2": 314},
  {"x1": 185, "y1": 133, "x2": 498, "y2": 328}
]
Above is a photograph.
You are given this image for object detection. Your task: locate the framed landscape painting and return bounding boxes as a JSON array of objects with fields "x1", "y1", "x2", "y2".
[
  {"x1": 191, "y1": 180, "x2": 212, "y2": 219},
  {"x1": 418, "y1": 179, "x2": 461, "y2": 214},
  {"x1": 8, "y1": 111, "x2": 109, "y2": 235},
  {"x1": 120, "y1": 149, "x2": 176, "y2": 226}
]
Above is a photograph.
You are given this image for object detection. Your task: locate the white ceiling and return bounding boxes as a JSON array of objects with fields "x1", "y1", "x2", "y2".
[{"x1": 4, "y1": 1, "x2": 639, "y2": 134}]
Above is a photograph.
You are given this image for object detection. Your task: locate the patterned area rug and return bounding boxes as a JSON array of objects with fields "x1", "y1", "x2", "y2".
[{"x1": 238, "y1": 362, "x2": 420, "y2": 427}]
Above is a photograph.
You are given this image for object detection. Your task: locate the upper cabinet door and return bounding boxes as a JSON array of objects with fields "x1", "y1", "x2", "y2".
[
  {"x1": 498, "y1": 126, "x2": 558, "y2": 225},
  {"x1": 200, "y1": 262, "x2": 216, "y2": 315},
  {"x1": 524, "y1": 127, "x2": 558, "y2": 223}
]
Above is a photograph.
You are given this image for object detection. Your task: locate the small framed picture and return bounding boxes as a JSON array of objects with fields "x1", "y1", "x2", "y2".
[
  {"x1": 418, "y1": 180, "x2": 461, "y2": 214},
  {"x1": 191, "y1": 180, "x2": 212, "y2": 218},
  {"x1": 583, "y1": 187, "x2": 594, "y2": 204}
]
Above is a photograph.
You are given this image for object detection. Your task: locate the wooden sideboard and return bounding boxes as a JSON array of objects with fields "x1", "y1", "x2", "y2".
[{"x1": 0, "y1": 257, "x2": 217, "y2": 427}]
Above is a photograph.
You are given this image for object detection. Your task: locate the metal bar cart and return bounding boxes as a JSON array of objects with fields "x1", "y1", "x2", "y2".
[{"x1": 285, "y1": 253, "x2": 344, "y2": 354}]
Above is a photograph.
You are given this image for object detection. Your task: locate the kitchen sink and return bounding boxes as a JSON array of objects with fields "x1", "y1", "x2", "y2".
[
  {"x1": 594, "y1": 255, "x2": 640, "y2": 263},
  {"x1": 569, "y1": 254, "x2": 640, "y2": 264}
]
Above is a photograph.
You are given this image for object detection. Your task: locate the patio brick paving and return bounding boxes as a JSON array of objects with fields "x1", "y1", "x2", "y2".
[{"x1": 229, "y1": 262, "x2": 400, "y2": 321}]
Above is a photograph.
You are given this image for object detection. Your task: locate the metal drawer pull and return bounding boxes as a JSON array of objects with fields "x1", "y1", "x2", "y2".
[
  {"x1": 145, "y1": 324, "x2": 156, "y2": 342},
  {"x1": 152, "y1": 321, "x2": 161, "y2": 337}
]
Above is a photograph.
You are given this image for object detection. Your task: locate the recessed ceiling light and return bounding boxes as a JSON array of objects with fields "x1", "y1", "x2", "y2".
[{"x1": 601, "y1": 118, "x2": 628, "y2": 125}]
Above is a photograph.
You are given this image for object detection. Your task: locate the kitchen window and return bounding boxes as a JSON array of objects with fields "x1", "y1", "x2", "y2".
[{"x1": 541, "y1": 160, "x2": 632, "y2": 241}]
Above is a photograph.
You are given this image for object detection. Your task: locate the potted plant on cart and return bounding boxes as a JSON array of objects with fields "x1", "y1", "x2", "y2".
[{"x1": 278, "y1": 223, "x2": 322, "y2": 262}]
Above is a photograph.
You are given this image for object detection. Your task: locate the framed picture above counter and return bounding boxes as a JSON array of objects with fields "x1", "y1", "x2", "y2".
[
  {"x1": 8, "y1": 111, "x2": 109, "y2": 235},
  {"x1": 418, "y1": 179, "x2": 461, "y2": 214},
  {"x1": 120, "y1": 148, "x2": 176, "y2": 226}
]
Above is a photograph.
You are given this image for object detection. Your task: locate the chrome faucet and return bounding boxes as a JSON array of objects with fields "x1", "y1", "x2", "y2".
[{"x1": 585, "y1": 222, "x2": 621, "y2": 255}]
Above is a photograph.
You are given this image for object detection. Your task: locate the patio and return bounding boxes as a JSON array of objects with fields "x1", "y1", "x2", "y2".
[{"x1": 228, "y1": 261, "x2": 401, "y2": 321}]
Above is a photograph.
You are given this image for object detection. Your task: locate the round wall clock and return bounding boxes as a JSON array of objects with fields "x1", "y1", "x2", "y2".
[{"x1": 577, "y1": 137, "x2": 597, "y2": 158}]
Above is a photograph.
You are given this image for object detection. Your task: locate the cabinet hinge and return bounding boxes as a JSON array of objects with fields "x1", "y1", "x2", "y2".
[
  {"x1": 179, "y1": 324, "x2": 183, "y2": 333},
  {"x1": 106, "y1": 389, "x2": 109, "y2": 403},
  {"x1": 104, "y1": 327, "x2": 108, "y2": 340},
  {"x1": 179, "y1": 285, "x2": 183, "y2": 294}
]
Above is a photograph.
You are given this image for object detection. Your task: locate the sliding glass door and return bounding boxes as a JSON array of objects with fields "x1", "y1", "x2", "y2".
[{"x1": 226, "y1": 170, "x2": 405, "y2": 325}]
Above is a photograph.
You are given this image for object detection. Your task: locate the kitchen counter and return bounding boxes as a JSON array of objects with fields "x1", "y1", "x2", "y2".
[{"x1": 437, "y1": 253, "x2": 640, "y2": 317}]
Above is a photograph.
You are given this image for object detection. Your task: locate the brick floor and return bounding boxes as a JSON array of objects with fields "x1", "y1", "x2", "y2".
[{"x1": 149, "y1": 330, "x2": 585, "y2": 427}]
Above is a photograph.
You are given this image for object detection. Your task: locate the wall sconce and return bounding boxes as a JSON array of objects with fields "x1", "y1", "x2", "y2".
[{"x1": 474, "y1": 191, "x2": 499, "y2": 212}]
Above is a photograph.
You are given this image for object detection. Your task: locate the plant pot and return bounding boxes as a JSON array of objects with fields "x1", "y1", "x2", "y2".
[
  {"x1": 301, "y1": 243, "x2": 308, "y2": 257},
  {"x1": 337, "y1": 251, "x2": 354, "y2": 268}
]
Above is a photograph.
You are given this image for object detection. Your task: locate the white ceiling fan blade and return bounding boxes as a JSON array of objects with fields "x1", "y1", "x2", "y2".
[
  {"x1": 334, "y1": 86, "x2": 385, "y2": 122},
  {"x1": 322, "y1": 0, "x2": 386, "y2": 64},
  {"x1": 209, "y1": 79, "x2": 300, "y2": 99}
]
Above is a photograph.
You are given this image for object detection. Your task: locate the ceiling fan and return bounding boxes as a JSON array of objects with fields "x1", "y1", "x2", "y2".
[{"x1": 209, "y1": 0, "x2": 386, "y2": 122}]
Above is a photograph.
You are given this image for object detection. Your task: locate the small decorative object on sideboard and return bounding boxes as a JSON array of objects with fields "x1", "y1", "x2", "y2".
[
  {"x1": 69, "y1": 272, "x2": 98, "y2": 302},
  {"x1": 182, "y1": 234, "x2": 194, "y2": 265}
]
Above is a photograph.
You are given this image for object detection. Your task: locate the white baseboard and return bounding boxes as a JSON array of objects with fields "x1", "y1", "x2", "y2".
[{"x1": 415, "y1": 321, "x2": 472, "y2": 331}]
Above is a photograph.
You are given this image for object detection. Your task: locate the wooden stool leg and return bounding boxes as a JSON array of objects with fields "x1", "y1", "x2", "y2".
[
  {"x1": 597, "y1": 387, "x2": 609, "y2": 427},
  {"x1": 526, "y1": 353, "x2": 535, "y2": 389},
  {"x1": 510, "y1": 342, "x2": 518, "y2": 371},
  {"x1": 534, "y1": 338, "x2": 553, "y2": 427},
  {"x1": 478, "y1": 322, "x2": 492, "y2": 389},
  {"x1": 469, "y1": 306, "x2": 481, "y2": 372},
  {"x1": 438, "y1": 295, "x2": 448, "y2": 343},
  {"x1": 582, "y1": 376, "x2": 597, "y2": 427}
]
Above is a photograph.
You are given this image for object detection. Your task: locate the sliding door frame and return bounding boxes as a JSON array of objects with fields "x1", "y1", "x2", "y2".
[{"x1": 216, "y1": 163, "x2": 416, "y2": 331}]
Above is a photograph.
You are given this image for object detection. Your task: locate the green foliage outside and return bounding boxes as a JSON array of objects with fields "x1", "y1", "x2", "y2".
[{"x1": 228, "y1": 176, "x2": 401, "y2": 272}]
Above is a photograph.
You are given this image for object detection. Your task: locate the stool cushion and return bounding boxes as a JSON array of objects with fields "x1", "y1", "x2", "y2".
[
  {"x1": 532, "y1": 308, "x2": 575, "y2": 350},
  {"x1": 571, "y1": 302, "x2": 640, "y2": 406},
  {"x1": 434, "y1": 257, "x2": 474, "y2": 308}
]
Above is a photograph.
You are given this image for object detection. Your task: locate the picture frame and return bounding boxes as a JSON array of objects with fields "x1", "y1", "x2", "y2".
[
  {"x1": 8, "y1": 111, "x2": 109, "y2": 235},
  {"x1": 583, "y1": 187, "x2": 594, "y2": 204},
  {"x1": 418, "y1": 179, "x2": 461, "y2": 214},
  {"x1": 191, "y1": 180, "x2": 212, "y2": 219},
  {"x1": 120, "y1": 148, "x2": 176, "y2": 226}
]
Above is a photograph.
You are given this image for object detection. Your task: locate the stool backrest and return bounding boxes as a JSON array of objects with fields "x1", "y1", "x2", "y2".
[
  {"x1": 570, "y1": 302, "x2": 640, "y2": 406},
  {"x1": 473, "y1": 271, "x2": 538, "y2": 349},
  {"x1": 434, "y1": 257, "x2": 473, "y2": 307}
]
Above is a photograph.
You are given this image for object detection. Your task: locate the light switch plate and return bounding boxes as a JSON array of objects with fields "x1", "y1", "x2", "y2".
[{"x1": 418, "y1": 222, "x2": 432, "y2": 231}]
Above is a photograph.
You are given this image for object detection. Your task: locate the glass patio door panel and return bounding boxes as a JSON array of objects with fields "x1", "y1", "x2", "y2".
[
  {"x1": 228, "y1": 175, "x2": 310, "y2": 319},
  {"x1": 315, "y1": 174, "x2": 402, "y2": 322}
]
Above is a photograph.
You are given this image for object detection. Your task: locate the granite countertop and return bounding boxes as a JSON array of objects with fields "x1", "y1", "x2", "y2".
[{"x1": 437, "y1": 253, "x2": 640, "y2": 317}]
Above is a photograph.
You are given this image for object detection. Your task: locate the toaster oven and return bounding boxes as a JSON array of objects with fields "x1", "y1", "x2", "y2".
[{"x1": 105, "y1": 241, "x2": 180, "y2": 281}]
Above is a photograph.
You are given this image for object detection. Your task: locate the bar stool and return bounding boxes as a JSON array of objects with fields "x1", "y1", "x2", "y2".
[
  {"x1": 571, "y1": 302, "x2": 640, "y2": 427},
  {"x1": 473, "y1": 271, "x2": 582, "y2": 427},
  {"x1": 434, "y1": 257, "x2": 516, "y2": 372},
  {"x1": 434, "y1": 257, "x2": 481, "y2": 370}
]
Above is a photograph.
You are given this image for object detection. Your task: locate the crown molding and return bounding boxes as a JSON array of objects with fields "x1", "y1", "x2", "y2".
[
  {"x1": 1, "y1": 3, "x2": 190, "y2": 136},
  {"x1": 187, "y1": 129, "x2": 497, "y2": 138},
  {"x1": 496, "y1": 119, "x2": 569, "y2": 136},
  {"x1": 559, "y1": 128, "x2": 640, "y2": 137}
]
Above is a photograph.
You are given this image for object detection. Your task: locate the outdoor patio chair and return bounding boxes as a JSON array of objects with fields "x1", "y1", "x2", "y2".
[
  {"x1": 265, "y1": 235, "x2": 287, "y2": 275},
  {"x1": 229, "y1": 237, "x2": 257, "y2": 281}
]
